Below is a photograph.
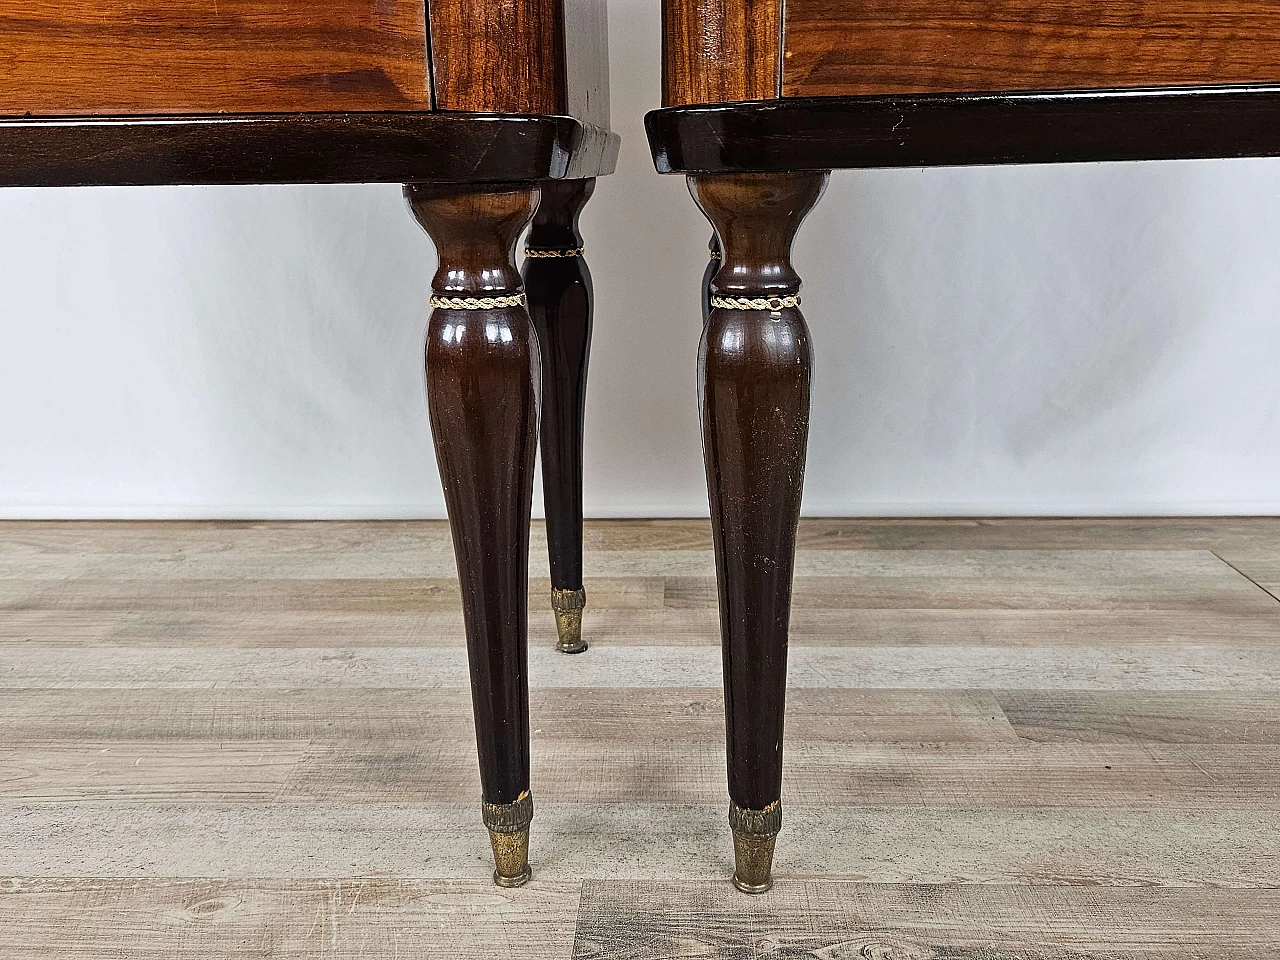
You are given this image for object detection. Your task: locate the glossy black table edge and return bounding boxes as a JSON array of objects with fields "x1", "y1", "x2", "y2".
[
  {"x1": 0, "y1": 112, "x2": 620, "y2": 187},
  {"x1": 646, "y1": 85, "x2": 1280, "y2": 173}
]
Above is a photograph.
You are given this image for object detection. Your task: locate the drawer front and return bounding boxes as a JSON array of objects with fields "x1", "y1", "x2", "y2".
[
  {"x1": 0, "y1": 0, "x2": 431, "y2": 116},
  {"x1": 783, "y1": 0, "x2": 1280, "y2": 98}
]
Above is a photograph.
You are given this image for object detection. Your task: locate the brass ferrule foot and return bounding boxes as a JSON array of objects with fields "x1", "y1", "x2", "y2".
[
  {"x1": 551, "y1": 587, "x2": 588, "y2": 654},
  {"x1": 482, "y1": 791, "x2": 534, "y2": 887},
  {"x1": 729, "y1": 800, "x2": 782, "y2": 894}
]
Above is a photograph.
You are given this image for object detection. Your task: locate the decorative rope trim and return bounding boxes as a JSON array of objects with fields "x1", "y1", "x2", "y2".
[
  {"x1": 524, "y1": 246, "x2": 585, "y2": 258},
  {"x1": 711, "y1": 294, "x2": 801, "y2": 314},
  {"x1": 709, "y1": 250, "x2": 722, "y2": 260},
  {"x1": 430, "y1": 293, "x2": 526, "y2": 310}
]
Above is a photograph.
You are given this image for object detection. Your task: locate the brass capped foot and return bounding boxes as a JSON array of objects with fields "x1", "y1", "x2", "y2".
[
  {"x1": 729, "y1": 800, "x2": 782, "y2": 894},
  {"x1": 483, "y1": 792, "x2": 534, "y2": 887},
  {"x1": 551, "y1": 587, "x2": 587, "y2": 654}
]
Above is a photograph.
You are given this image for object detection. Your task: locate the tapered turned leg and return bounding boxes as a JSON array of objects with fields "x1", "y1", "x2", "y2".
[
  {"x1": 689, "y1": 171, "x2": 830, "y2": 894},
  {"x1": 523, "y1": 178, "x2": 596, "y2": 654},
  {"x1": 405, "y1": 181, "x2": 541, "y2": 887}
]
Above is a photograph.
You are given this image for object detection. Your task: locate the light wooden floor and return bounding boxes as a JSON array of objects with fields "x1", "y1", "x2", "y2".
[{"x1": 1, "y1": 518, "x2": 1279, "y2": 958}]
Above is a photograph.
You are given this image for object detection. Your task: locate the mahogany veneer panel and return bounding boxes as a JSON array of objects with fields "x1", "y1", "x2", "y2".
[
  {"x1": 782, "y1": 0, "x2": 1280, "y2": 97},
  {"x1": 427, "y1": 0, "x2": 610, "y2": 121},
  {"x1": 0, "y1": 0, "x2": 431, "y2": 116},
  {"x1": 662, "y1": 0, "x2": 782, "y2": 105},
  {"x1": 428, "y1": 0, "x2": 562, "y2": 114}
]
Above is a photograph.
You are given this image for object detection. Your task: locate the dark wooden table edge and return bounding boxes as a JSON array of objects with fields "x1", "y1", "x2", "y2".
[
  {"x1": 0, "y1": 112, "x2": 620, "y2": 187},
  {"x1": 645, "y1": 85, "x2": 1280, "y2": 173}
]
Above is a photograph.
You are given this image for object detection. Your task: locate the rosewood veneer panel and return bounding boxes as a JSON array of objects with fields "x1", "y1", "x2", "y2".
[
  {"x1": 662, "y1": 0, "x2": 783, "y2": 105},
  {"x1": 428, "y1": 0, "x2": 562, "y2": 114},
  {"x1": 427, "y1": 0, "x2": 610, "y2": 120},
  {"x1": 0, "y1": 0, "x2": 431, "y2": 116},
  {"x1": 782, "y1": 0, "x2": 1280, "y2": 97}
]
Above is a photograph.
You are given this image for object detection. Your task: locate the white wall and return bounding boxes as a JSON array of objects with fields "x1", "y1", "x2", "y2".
[{"x1": 2, "y1": 1, "x2": 1279, "y2": 519}]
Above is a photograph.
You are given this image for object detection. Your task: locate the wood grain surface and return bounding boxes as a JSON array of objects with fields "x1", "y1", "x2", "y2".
[
  {"x1": 781, "y1": 0, "x2": 1280, "y2": 97},
  {"x1": 5, "y1": 879, "x2": 1275, "y2": 960},
  {"x1": 0, "y1": 878, "x2": 582, "y2": 960},
  {"x1": 574, "y1": 881, "x2": 1280, "y2": 960},
  {"x1": 426, "y1": 0, "x2": 610, "y2": 119},
  {"x1": 428, "y1": 0, "x2": 563, "y2": 113},
  {"x1": 2, "y1": 518, "x2": 1278, "y2": 956},
  {"x1": 0, "y1": 0, "x2": 431, "y2": 116},
  {"x1": 661, "y1": 0, "x2": 782, "y2": 104}
]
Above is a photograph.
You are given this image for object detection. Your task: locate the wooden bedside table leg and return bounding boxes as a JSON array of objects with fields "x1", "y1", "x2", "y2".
[
  {"x1": 405, "y1": 181, "x2": 541, "y2": 888},
  {"x1": 689, "y1": 171, "x2": 830, "y2": 894},
  {"x1": 523, "y1": 178, "x2": 597, "y2": 654},
  {"x1": 702, "y1": 234, "x2": 721, "y2": 324}
]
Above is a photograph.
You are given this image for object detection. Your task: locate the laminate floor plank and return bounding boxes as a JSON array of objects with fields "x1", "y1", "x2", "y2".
[
  {"x1": 2, "y1": 802, "x2": 1274, "y2": 886},
  {"x1": 0, "y1": 741, "x2": 311, "y2": 802},
  {"x1": 789, "y1": 517, "x2": 1280, "y2": 552},
  {"x1": 0, "y1": 878, "x2": 581, "y2": 960},
  {"x1": 9, "y1": 517, "x2": 1279, "y2": 556},
  {"x1": 8, "y1": 607, "x2": 1280, "y2": 650},
  {"x1": 0, "y1": 576, "x2": 665, "y2": 616},
  {"x1": 5, "y1": 739, "x2": 1273, "y2": 809},
  {"x1": 573, "y1": 880, "x2": 1280, "y2": 960},
  {"x1": 6, "y1": 643, "x2": 1279, "y2": 690},
  {"x1": 4, "y1": 538, "x2": 1268, "y2": 585},
  {"x1": 997, "y1": 690, "x2": 1280, "y2": 743},
  {"x1": 0, "y1": 688, "x2": 1018, "y2": 744},
  {"x1": 3, "y1": 878, "x2": 1274, "y2": 960},
  {"x1": 668, "y1": 573, "x2": 1276, "y2": 612}
]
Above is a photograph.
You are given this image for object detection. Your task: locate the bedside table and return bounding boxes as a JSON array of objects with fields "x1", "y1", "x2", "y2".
[
  {"x1": 646, "y1": 0, "x2": 1280, "y2": 894},
  {"x1": 0, "y1": 0, "x2": 617, "y2": 888}
]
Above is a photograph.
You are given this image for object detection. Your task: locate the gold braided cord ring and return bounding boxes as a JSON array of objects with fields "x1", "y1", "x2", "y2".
[
  {"x1": 429, "y1": 293, "x2": 527, "y2": 310},
  {"x1": 710, "y1": 295, "x2": 801, "y2": 312},
  {"x1": 524, "y1": 246, "x2": 585, "y2": 258}
]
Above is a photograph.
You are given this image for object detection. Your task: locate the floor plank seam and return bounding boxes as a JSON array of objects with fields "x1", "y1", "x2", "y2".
[{"x1": 1212, "y1": 551, "x2": 1280, "y2": 606}]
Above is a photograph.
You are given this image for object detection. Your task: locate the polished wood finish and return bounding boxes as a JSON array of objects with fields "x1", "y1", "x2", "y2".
[
  {"x1": 661, "y1": 0, "x2": 781, "y2": 105},
  {"x1": 0, "y1": 0, "x2": 611, "y2": 123},
  {"x1": 647, "y1": 87, "x2": 1280, "y2": 173},
  {"x1": 0, "y1": 0, "x2": 431, "y2": 116},
  {"x1": 0, "y1": 113, "x2": 619, "y2": 188},
  {"x1": 405, "y1": 182, "x2": 541, "y2": 807},
  {"x1": 524, "y1": 179, "x2": 597, "y2": 598},
  {"x1": 702, "y1": 236, "x2": 721, "y2": 324},
  {"x1": 0, "y1": 0, "x2": 619, "y2": 185},
  {"x1": 429, "y1": 0, "x2": 562, "y2": 114},
  {"x1": 429, "y1": 0, "x2": 611, "y2": 122},
  {"x1": 659, "y1": 0, "x2": 1280, "y2": 106},
  {"x1": 690, "y1": 173, "x2": 828, "y2": 819},
  {"x1": 783, "y1": 0, "x2": 1280, "y2": 98}
]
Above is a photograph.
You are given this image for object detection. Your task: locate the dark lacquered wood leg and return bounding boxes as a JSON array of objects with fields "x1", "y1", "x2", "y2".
[
  {"x1": 689, "y1": 171, "x2": 830, "y2": 894},
  {"x1": 523, "y1": 178, "x2": 596, "y2": 654},
  {"x1": 405, "y1": 181, "x2": 541, "y2": 887},
  {"x1": 702, "y1": 234, "x2": 721, "y2": 325}
]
